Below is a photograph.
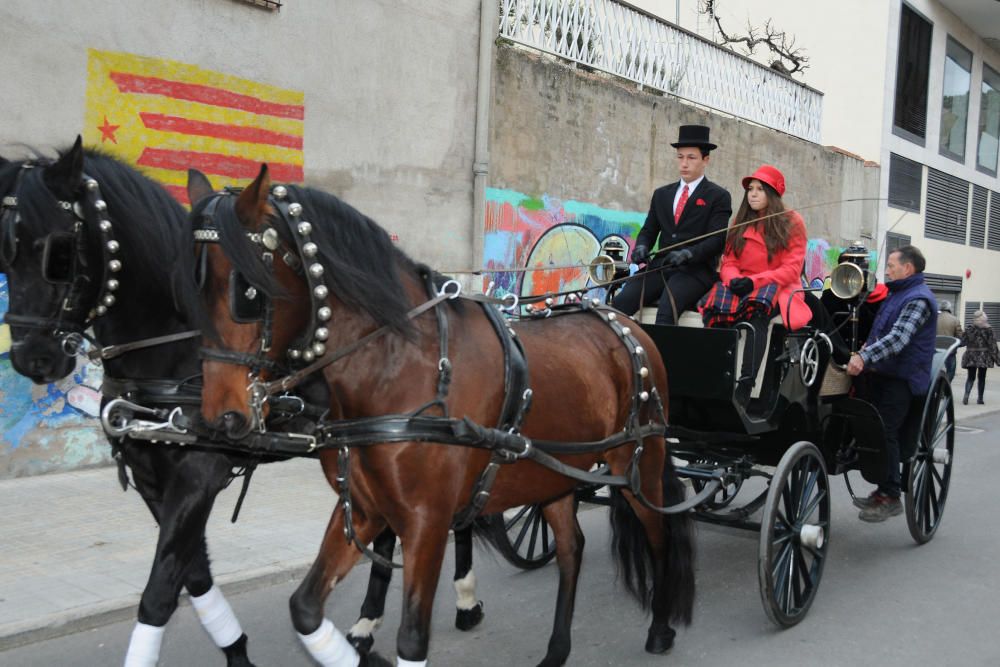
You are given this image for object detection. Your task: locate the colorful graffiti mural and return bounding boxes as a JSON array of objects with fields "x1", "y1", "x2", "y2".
[
  {"x1": 0, "y1": 278, "x2": 107, "y2": 478},
  {"x1": 84, "y1": 49, "x2": 305, "y2": 204},
  {"x1": 483, "y1": 188, "x2": 645, "y2": 301},
  {"x1": 484, "y1": 187, "x2": 876, "y2": 300}
]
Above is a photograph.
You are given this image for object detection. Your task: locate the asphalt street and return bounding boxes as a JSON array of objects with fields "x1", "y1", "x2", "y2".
[{"x1": 4, "y1": 412, "x2": 999, "y2": 667}]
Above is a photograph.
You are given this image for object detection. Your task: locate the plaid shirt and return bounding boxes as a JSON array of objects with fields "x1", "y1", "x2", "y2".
[{"x1": 859, "y1": 299, "x2": 932, "y2": 366}]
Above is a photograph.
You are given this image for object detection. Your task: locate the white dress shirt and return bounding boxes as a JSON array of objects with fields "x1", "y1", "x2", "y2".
[{"x1": 672, "y1": 175, "x2": 705, "y2": 218}]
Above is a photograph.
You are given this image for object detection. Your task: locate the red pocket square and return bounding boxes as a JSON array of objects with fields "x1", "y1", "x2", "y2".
[{"x1": 695, "y1": 198, "x2": 706, "y2": 206}]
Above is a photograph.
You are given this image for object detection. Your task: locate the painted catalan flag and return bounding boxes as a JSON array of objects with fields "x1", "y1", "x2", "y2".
[{"x1": 83, "y1": 49, "x2": 304, "y2": 205}]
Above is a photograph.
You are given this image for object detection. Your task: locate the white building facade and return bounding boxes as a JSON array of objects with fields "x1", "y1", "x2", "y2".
[{"x1": 631, "y1": 0, "x2": 1000, "y2": 323}]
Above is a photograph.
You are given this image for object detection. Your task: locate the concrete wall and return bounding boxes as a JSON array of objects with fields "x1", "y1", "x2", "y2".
[
  {"x1": 0, "y1": 0, "x2": 483, "y2": 477},
  {"x1": 487, "y1": 44, "x2": 880, "y2": 298}
]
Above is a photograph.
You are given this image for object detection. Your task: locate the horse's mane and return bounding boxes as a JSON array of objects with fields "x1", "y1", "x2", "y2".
[
  {"x1": 15, "y1": 147, "x2": 187, "y2": 290},
  {"x1": 184, "y1": 183, "x2": 427, "y2": 335}
]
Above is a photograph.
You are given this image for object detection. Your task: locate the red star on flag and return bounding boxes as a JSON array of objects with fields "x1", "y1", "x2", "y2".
[{"x1": 97, "y1": 116, "x2": 120, "y2": 144}]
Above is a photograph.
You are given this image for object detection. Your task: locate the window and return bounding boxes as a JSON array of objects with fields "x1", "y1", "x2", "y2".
[
  {"x1": 893, "y1": 5, "x2": 933, "y2": 143},
  {"x1": 978, "y1": 65, "x2": 1000, "y2": 175},
  {"x1": 984, "y1": 302, "x2": 1000, "y2": 326},
  {"x1": 965, "y1": 300, "x2": 981, "y2": 325},
  {"x1": 885, "y1": 232, "x2": 912, "y2": 255},
  {"x1": 989, "y1": 191, "x2": 1000, "y2": 251},
  {"x1": 940, "y1": 37, "x2": 973, "y2": 161},
  {"x1": 971, "y1": 185, "x2": 987, "y2": 248},
  {"x1": 888, "y1": 153, "x2": 922, "y2": 212},
  {"x1": 924, "y1": 168, "x2": 968, "y2": 244}
]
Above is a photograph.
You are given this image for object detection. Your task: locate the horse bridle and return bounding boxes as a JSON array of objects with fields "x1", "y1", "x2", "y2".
[
  {"x1": 193, "y1": 187, "x2": 336, "y2": 425},
  {"x1": 1, "y1": 167, "x2": 124, "y2": 355}
]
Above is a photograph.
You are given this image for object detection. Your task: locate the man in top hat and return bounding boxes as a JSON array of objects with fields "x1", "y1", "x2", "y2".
[{"x1": 612, "y1": 124, "x2": 733, "y2": 324}]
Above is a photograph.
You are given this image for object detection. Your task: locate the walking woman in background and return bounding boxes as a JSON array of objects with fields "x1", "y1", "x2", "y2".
[{"x1": 960, "y1": 310, "x2": 1000, "y2": 405}]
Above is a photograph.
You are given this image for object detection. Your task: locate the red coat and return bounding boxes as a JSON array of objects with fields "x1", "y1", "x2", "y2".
[{"x1": 719, "y1": 211, "x2": 810, "y2": 330}]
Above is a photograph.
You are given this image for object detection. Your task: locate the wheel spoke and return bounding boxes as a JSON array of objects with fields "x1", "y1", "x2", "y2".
[
  {"x1": 525, "y1": 510, "x2": 541, "y2": 557},
  {"x1": 797, "y1": 466, "x2": 819, "y2": 521},
  {"x1": 511, "y1": 509, "x2": 534, "y2": 551},
  {"x1": 798, "y1": 487, "x2": 827, "y2": 522},
  {"x1": 540, "y1": 514, "x2": 551, "y2": 555},
  {"x1": 504, "y1": 505, "x2": 530, "y2": 531},
  {"x1": 775, "y1": 508, "x2": 793, "y2": 532},
  {"x1": 771, "y1": 540, "x2": 793, "y2": 582},
  {"x1": 801, "y1": 541, "x2": 825, "y2": 561}
]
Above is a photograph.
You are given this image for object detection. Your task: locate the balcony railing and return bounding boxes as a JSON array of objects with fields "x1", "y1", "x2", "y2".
[{"x1": 498, "y1": 0, "x2": 823, "y2": 142}]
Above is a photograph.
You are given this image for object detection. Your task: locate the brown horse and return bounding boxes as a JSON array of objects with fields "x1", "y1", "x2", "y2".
[{"x1": 179, "y1": 166, "x2": 695, "y2": 667}]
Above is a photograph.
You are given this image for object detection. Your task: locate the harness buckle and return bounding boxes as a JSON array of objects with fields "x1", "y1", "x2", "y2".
[
  {"x1": 60, "y1": 332, "x2": 84, "y2": 357},
  {"x1": 501, "y1": 292, "x2": 519, "y2": 313},
  {"x1": 437, "y1": 279, "x2": 462, "y2": 299}
]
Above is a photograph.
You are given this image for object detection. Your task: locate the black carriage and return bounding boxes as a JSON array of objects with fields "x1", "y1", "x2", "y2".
[{"x1": 490, "y1": 261, "x2": 959, "y2": 628}]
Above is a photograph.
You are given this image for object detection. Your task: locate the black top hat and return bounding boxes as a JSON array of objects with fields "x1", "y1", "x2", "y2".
[{"x1": 670, "y1": 124, "x2": 718, "y2": 151}]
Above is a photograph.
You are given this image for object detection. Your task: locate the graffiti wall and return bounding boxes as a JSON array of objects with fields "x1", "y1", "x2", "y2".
[
  {"x1": 484, "y1": 187, "x2": 875, "y2": 301},
  {"x1": 0, "y1": 50, "x2": 306, "y2": 477}
]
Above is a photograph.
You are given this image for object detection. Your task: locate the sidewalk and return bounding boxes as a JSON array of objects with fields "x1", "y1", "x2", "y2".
[{"x1": 1, "y1": 373, "x2": 998, "y2": 652}]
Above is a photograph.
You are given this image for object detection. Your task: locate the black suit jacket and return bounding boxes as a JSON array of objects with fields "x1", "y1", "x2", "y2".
[{"x1": 635, "y1": 177, "x2": 733, "y2": 288}]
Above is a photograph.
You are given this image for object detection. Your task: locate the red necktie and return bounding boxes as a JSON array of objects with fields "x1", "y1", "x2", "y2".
[{"x1": 674, "y1": 184, "x2": 689, "y2": 225}]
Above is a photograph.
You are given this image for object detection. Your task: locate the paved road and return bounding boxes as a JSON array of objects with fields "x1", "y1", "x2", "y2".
[{"x1": 5, "y1": 413, "x2": 999, "y2": 666}]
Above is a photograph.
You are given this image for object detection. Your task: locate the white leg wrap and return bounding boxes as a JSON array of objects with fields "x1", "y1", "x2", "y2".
[
  {"x1": 454, "y1": 571, "x2": 478, "y2": 610},
  {"x1": 123, "y1": 622, "x2": 164, "y2": 667},
  {"x1": 190, "y1": 584, "x2": 244, "y2": 648},
  {"x1": 348, "y1": 616, "x2": 382, "y2": 638},
  {"x1": 298, "y1": 618, "x2": 360, "y2": 667},
  {"x1": 397, "y1": 659, "x2": 428, "y2": 667}
]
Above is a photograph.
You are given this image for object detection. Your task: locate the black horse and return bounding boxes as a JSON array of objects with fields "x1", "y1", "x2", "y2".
[{"x1": 0, "y1": 139, "x2": 481, "y2": 665}]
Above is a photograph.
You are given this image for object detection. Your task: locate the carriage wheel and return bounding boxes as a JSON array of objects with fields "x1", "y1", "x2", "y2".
[
  {"x1": 486, "y1": 504, "x2": 557, "y2": 570},
  {"x1": 758, "y1": 441, "x2": 830, "y2": 627},
  {"x1": 905, "y1": 376, "x2": 955, "y2": 544}
]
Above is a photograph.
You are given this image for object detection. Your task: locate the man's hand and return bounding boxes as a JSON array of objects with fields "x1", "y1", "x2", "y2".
[
  {"x1": 846, "y1": 352, "x2": 865, "y2": 376},
  {"x1": 663, "y1": 248, "x2": 693, "y2": 268},
  {"x1": 728, "y1": 277, "x2": 754, "y2": 297},
  {"x1": 630, "y1": 244, "x2": 650, "y2": 264}
]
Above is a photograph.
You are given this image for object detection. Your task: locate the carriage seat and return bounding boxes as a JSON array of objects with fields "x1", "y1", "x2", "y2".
[{"x1": 638, "y1": 307, "x2": 703, "y2": 328}]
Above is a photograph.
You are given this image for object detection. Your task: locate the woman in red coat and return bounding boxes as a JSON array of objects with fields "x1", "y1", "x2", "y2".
[{"x1": 699, "y1": 164, "x2": 810, "y2": 401}]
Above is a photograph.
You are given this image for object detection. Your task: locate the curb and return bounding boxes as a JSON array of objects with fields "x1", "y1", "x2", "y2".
[{"x1": 0, "y1": 560, "x2": 311, "y2": 653}]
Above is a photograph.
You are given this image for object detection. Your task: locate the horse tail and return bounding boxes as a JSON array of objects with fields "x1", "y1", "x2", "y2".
[
  {"x1": 608, "y1": 486, "x2": 655, "y2": 609},
  {"x1": 608, "y1": 458, "x2": 696, "y2": 625},
  {"x1": 661, "y1": 457, "x2": 696, "y2": 625}
]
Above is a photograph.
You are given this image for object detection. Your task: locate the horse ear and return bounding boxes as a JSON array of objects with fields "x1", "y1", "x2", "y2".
[
  {"x1": 44, "y1": 135, "x2": 84, "y2": 200},
  {"x1": 187, "y1": 169, "x2": 215, "y2": 206},
  {"x1": 235, "y1": 164, "x2": 271, "y2": 226}
]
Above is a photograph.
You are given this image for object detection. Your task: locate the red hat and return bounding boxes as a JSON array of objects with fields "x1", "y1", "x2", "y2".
[{"x1": 742, "y1": 164, "x2": 786, "y2": 197}]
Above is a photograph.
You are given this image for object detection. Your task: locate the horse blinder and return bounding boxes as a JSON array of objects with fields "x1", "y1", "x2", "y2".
[{"x1": 41, "y1": 231, "x2": 77, "y2": 285}]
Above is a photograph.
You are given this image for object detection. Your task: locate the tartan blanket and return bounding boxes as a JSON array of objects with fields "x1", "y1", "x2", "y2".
[{"x1": 698, "y1": 281, "x2": 778, "y2": 328}]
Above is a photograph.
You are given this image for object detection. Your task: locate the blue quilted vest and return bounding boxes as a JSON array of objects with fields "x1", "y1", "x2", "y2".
[{"x1": 865, "y1": 273, "x2": 937, "y2": 394}]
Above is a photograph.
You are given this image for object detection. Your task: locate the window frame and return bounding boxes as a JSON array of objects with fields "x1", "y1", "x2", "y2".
[
  {"x1": 977, "y1": 63, "x2": 1000, "y2": 177},
  {"x1": 939, "y1": 35, "x2": 974, "y2": 163},
  {"x1": 892, "y1": 4, "x2": 934, "y2": 146}
]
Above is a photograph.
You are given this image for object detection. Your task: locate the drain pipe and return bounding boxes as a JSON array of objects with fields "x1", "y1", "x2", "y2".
[{"x1": 471, "y1": 0, "x2": 498, "y2": 291}]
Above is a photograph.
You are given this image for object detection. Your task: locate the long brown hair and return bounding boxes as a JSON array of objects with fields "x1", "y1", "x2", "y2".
[{"x1": 725, "y1": 183, "x2": 797, "y2": 261}]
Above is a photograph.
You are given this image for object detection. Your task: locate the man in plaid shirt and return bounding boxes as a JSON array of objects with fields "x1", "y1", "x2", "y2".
[{"x1": 847, "y1": 245, "x2": 937, "y2": 522}]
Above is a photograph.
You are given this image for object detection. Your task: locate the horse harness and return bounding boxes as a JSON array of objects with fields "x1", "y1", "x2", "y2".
[{"x1": 190, "y1": 186, "x2": 724, "y2": 568}]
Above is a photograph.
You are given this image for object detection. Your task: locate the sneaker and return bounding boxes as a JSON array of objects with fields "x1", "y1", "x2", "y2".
[
  {"x1": 852, "y1": 491, "x2": 881, "y2": 509},
  {"x1": 858, "y1": 494, "x2": 903, "y2": 523}
]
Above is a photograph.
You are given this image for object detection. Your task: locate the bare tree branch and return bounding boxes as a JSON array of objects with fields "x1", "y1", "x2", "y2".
[{"x1": 700, "y1": 0, "x2": 809, "y2": 75}]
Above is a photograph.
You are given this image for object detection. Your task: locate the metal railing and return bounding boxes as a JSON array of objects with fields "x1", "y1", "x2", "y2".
[{"x1": 498, "y1": 0, "x2": 823, "y2": 142}]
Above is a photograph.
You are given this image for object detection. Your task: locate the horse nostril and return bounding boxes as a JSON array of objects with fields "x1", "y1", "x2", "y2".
[{"x1": 221, "y1": 411, "x2": 250, "y2": 439}]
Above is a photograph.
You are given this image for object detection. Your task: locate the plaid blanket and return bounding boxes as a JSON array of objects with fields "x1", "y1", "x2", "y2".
[{"x1": 698, "y1": 281, "x2": 778, "y2": 328}]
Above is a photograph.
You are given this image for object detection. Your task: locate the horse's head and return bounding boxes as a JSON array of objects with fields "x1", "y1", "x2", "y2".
[
  {"x1": 1, "y1": 137, "x2": 123, "y2": 383},
  {"x1": 185, "y1": 166, "x2": 313, "y2": 439}
]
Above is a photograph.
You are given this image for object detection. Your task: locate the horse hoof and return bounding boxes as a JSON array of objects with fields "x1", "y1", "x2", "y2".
[
  {"x1": 348, "y1": 632, "x2": 375, "y2": 655},
  {"x1": 455, "y1": 601, "x2": 484, "y2": 631},
  {"x1": 645, "y1": 624, "x2": 676, "y2": 654},
  {"x1": 223, "y1": 633, "x2": 257, "y2": 666},
  {"x1": 359, "y1": 651, "x2": 393, "y2": 667}
]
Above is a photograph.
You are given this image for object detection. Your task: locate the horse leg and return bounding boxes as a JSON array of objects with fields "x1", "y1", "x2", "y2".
[
  {"x1": 536, "y1": 495, "x2": 583, "y2": 667},
  {"x1": 346, "y1": 528, "x2": 397, "y2": 654},
  {"x1": 290, "y1": 505, "x2": 390, "y2": 667},
  {"x1": 184, "y1": 536, "x2": 255, "y2": 667},
  {"x1": 452, "y1": 525, "x2": 484, "y2": 631},
  {"x1": 124, "y1": 457, "x2": 231, "y2": 667},
  {"x1": 394, "y1": 517, "x2": 452, "y2": 666}
]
